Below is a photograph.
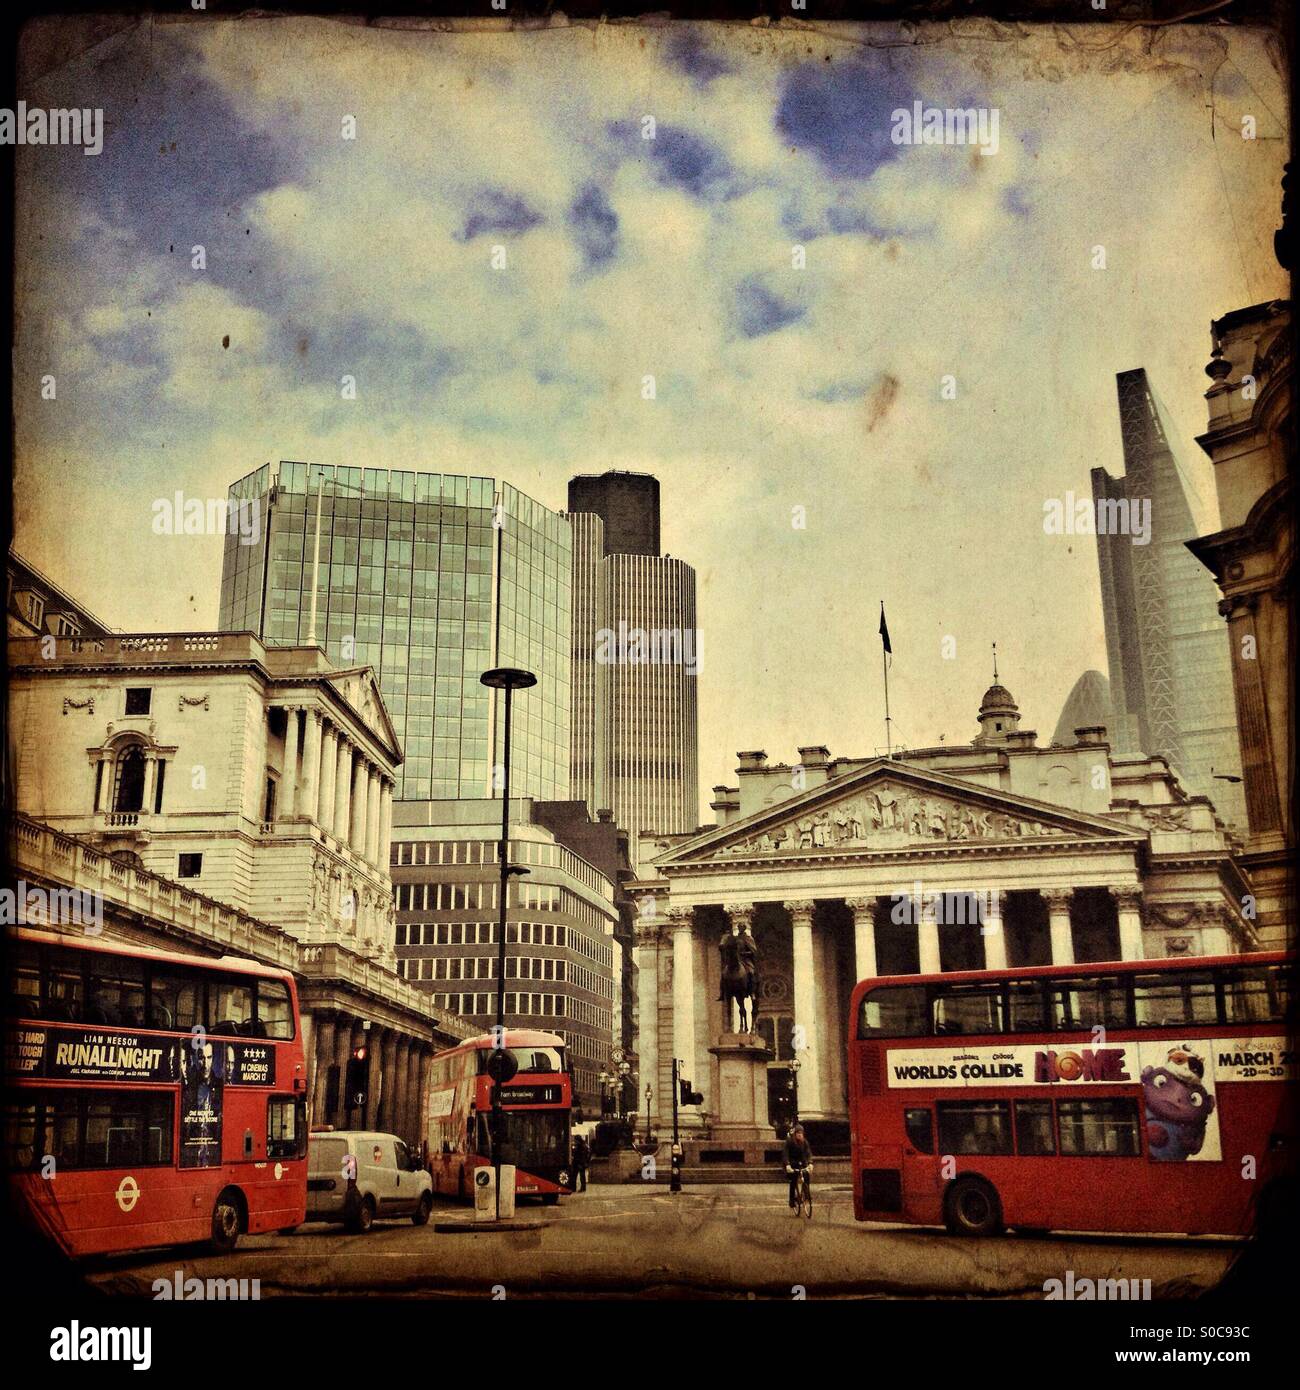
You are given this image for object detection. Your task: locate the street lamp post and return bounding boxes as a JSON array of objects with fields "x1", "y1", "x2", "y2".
[{"x1": 480, "y1": 665, "x2": 537, "y2": 1220}]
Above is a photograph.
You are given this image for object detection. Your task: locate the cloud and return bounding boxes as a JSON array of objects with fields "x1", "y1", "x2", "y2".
[
  {"x1": 568, "y1": 183, "x2": 619, "y2": 269},
  {"x1": 12, "y1": 17, "x2": 1289, "y2": 802}
]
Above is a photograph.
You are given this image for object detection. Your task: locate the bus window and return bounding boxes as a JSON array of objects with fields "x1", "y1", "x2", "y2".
[
  {"x1": 1005, "y1": 979, "x2": 1048, "y2": 1033},
  {"x1": 46, "y1": 956, "x2": 85, "y2": 1023},
  {"x1": 7, "y1": 944, "x2": 41, "y2": 1018},
  {"x1": 1222, "y1": 964, "x2": 1290, "y2": 1025},
  {"x1": 1049, "y1": 976, "x2": 1129, "y2": 1032},
  {"x1": 3, "y1": 1100, "x2": 40, "y2": 1170},
  {"x1": 1057, "y1": 1099, "x2": 1141, "y2": 1157},
  {"x1": 858, "y1": 985, "x2": 928, "y2": 1038},
  {"x1": 932, "y1": 984, "x2": 1001, "y2": 1036},
  {"x1": 150, "y1": 969, "x2": 201, "y2": 1032},
  {"x1": 85, "y1": 954, "x2": 146, "y2": 1028},
  {"x1": 936, "y1": 1101, "x2": 1013, "y2": 1156},
  {"x1": 904, "y1": 1108, "x2": 934, "y2": 1154},
  {"x1": 211, "y1": 978, "x2": 255, "y2": 1036},
  {"x1": 1014, "y1": 1100, "x2": 1055, "y2": 1155},
  {"x1": 257, "y1": 979, "x2": 295, "y2": 1040},
  {"x1": 1132, "y1": 971, "x2": 1216, "y2": 1028},
  {"x1": 267, "y1": 1097, "x2": 306, "y2": 1159},
  {"x1": 82, "y1": 1094, "x2": 173, "y2": 1168}
]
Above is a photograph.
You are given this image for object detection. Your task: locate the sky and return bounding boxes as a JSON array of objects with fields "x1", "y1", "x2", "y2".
[{"x1": 14, "y1": 16, "x2": 1289, "y2": 817}]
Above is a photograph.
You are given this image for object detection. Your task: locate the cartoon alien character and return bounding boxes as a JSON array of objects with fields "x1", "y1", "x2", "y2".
[{"x1": 1142, "y1": 1045, "x2": 1215, "y2": 1161}]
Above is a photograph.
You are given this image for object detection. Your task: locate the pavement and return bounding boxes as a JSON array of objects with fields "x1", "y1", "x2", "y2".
[{"x1": 81, "y1": 1183, "x2": 1239, "y2": 1299}]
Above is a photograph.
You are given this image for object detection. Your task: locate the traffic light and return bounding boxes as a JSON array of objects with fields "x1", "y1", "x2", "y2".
[
  {"x1": 345, "y1": 1045, "x2": 370, "y2": 1111},
  {"x1": 679, "y1": 1077, "x2": 703, "y2": 1107}
]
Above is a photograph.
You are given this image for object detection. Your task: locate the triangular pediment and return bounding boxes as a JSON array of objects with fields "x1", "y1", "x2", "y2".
[
  {"x1": 656, "y1": 759, "x2": 1142, "y2": 869},
  {"x1": 327, "y1": 668, "x2": 401, "y2": 757}
]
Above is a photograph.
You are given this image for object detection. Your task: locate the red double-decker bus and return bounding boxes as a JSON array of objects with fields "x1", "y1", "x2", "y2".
[
  {"x1": 425, "y1": 1029, "x2": 572, "y2": 1203},
  {"x1": 849, "y1": 952, "x2": 1294, "y2": 1237},
  {"x1": 5, "y1": 927, "x2": 308, "y2": 1256}
]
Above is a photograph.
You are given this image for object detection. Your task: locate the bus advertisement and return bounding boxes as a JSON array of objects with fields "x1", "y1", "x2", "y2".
[
  {"x1": 849, "y1": 952, "x2": 1294, "y2": 1237},
  {"x1": 425, "y1": 1029, "x2": 572, "y2": 1203},
  {"x1": 5, "y1": 927, "x2": 308, "y2": 1257}
]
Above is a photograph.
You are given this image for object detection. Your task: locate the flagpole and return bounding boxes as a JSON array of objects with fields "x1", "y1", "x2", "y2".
[{"x1": 881, "y1": 600, "x2": 892, "y2": 758}]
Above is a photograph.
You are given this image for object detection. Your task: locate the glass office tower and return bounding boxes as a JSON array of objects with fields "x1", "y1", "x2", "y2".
[
  {"x1": 220, "y1": 463, "x2": 571, "y2": 804},
  {"x1": 1091, "y1": 370, "x2": 1244, "y2": 827}
]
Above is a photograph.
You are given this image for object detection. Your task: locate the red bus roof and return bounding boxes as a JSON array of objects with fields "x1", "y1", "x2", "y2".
[
  {"x1": 435, "y1": 1029, "x2": 566, "y2": 1056},
  {"x1": 12, "y1": 925, "x2": 296, "y2": 982},
  {"x1": 849, "y1": 950, "x2": 1290, "y2": 1007}
]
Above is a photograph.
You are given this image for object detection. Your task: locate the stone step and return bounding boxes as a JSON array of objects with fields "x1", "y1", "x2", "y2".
[{"x1": 591, "y1": 1157, "x2": 853, "y2": 1185}]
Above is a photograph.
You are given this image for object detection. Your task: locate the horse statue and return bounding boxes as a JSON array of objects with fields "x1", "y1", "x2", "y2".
[{"x1": 718, "y1": 928, "x2": 761, "y2": 1033}]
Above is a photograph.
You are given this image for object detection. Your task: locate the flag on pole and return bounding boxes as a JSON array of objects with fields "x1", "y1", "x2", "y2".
[{"x1": 879, "y1": 603, "x2": 892, "y2": 663}]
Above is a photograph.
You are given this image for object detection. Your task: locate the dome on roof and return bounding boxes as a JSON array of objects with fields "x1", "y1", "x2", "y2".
[{"x1": 979, "y1": 683, "x2": 1019, "y2": 713}]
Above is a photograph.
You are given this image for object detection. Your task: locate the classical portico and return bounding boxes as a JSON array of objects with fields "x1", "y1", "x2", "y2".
[{"x1": 631, "y1": 739, "x2": 1255, "y2": 1139}]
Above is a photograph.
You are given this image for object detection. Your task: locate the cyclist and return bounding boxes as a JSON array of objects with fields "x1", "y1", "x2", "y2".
[{"x1": 785, "y1": 1123, "x2": 813, "y2": 1210}]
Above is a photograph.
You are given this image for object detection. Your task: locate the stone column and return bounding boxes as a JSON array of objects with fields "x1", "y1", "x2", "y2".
[
  {"x1": 95, "y1": 754, "x2": 112, "y2": 812},
  {"x1": 982, "y1": 889, "x2": 1007, "y2": 970},
  {"x1": 311, "y1": 1012, "x2": 337, "y2": 1128},
  {"x1": 403, "y1": 1040, "x2": 422, "y2": 1145},
  {"x1": 416, "y1": 1047, "x2": 433, "y2": 1154},
  {"x1": 379, "y1": 783, "x2": 394, "y2": 868},
  {"x1": 1043, "y1": 888, "x2": 1075, "y2": 966},
  {"x1": 634, "y1": 918, "x2": 660, "y2": 1135},
  {"x1": 1220, "y1": 594, "x2": 1281, "y2": 835},
  {"x1": 334, "y1": 736, "x2": 352, "y2": 844},
  {"x1": 668, "y1": 908, "x2": 699, "y2": 1121},
  {"x1": 788, "y1": 902, "x2": 824, "y2": 1120},
  {"x1": 281, "y1": 705, "x2": 300, "y2": 820},
  {"x1": 332, "y1": 1016, "x2": 355, "y2": 1128},
  {"x1": 142, "y1": 753, "x2": 158, "y2": 815},
  {"x1": 351, "y1": 754, "x2": 368, "y2": 854},
  {"x1": 366, "y1": 767, "x2": 382, "y2": 866},
  {"x1": 391, "y1": 1034, "x2": 411, "y2": 1139},
  {"x1": 1115, "y1": 887, "x2": 1145, "y2": 961},
  {"x1": 301, "y1": 709, "x2": 323, "y2": 825},
  {"x1": 365, "y1": 1027, "x2": 387, "y2": 1131},
  {"x1": 846, "y1": 897, "x2": 877, "y2": 982},
  {"x1": 380, "y1": 1030, "x2": 400, "y2": 1132},
  {"x1": 917, "y1": 897, "x2": 941, "y2": 976},
  {"x1": 319, "y1": 723, "x2": 337, "y2": 835}
]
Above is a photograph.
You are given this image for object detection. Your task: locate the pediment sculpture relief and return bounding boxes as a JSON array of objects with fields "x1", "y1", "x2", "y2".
[{"x1": 718, "y1": 784, "x2": 1070, "y2": 857}]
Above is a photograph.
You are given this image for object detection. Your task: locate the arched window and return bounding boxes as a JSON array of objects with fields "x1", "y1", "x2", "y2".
[{"x1": 112, "y1": 745, "x2": 146, "y2": 813}]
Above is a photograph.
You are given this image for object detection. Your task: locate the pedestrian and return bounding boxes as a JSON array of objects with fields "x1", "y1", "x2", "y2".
[{"x1": 571, "y1": 1133, "x2": 590, "y2": 1193}]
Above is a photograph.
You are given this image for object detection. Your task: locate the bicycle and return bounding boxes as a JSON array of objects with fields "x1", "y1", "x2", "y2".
[{"x1": 787, "y1": 1163, "x2": 813, "y2": 1219}]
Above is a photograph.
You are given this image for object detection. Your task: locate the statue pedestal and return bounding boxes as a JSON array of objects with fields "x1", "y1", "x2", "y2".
[{"x1": 708, "y1": 1033, "x2": 770, "y2": 1139}]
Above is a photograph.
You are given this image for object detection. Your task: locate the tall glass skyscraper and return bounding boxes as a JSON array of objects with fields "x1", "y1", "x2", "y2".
[
  {"x1": 566, "y1": 471, "x2": 699, "y2": 853},
  {"x1": 1091, "y1": 370, "x2": 1244, "y2": 827},
  {"x1": 220, "y1": 462, "x2": 571, "y2": 804}
]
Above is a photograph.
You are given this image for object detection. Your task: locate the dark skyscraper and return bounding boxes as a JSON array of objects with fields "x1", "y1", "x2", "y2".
[
  {"x1": 1091, "y1": 370, "x2": 1244, "y2": 826},
  {"x1": 566, "y1": 471, "x2": 699, "y2": 857},
  {"x1": 567, "y1": 472, "x2": 660, "y2": 556}
]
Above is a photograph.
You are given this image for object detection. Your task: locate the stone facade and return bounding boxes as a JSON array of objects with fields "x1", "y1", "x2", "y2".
[
  {"x1": 1188, "y1": 298, "x2": 1293, "y2": 953},
  {"x1": 7, "y1": 628, "x2": 474, "y2": 1146},
  {"x1": 629, "y1": 689, "x2": 1256, "y2": 1138}
]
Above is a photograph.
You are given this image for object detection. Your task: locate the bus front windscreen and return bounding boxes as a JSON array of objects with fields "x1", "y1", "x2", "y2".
[{"x1": 496, "y1": 1110, "x2": 569, "y2": 1170}]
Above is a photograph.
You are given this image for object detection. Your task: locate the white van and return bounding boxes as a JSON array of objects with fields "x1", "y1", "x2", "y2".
[{"x1": 307, "y1": 1131, "x2": 433, "y2": 1233}]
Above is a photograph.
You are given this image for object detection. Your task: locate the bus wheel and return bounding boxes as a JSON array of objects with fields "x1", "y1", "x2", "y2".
[
  {"x1": 542, "y1": 1193, "x2": 560, "y2": 1206},
  {"x1": 412, "y1": 1193, "x2": 432, "y2": 1226},
  {"x1": 211, "y1": 1189, "x2": 244, "y2": 1253},
  {"x1": 945, "y1": 1178, "x2": 1003, "y2": 1237}
]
